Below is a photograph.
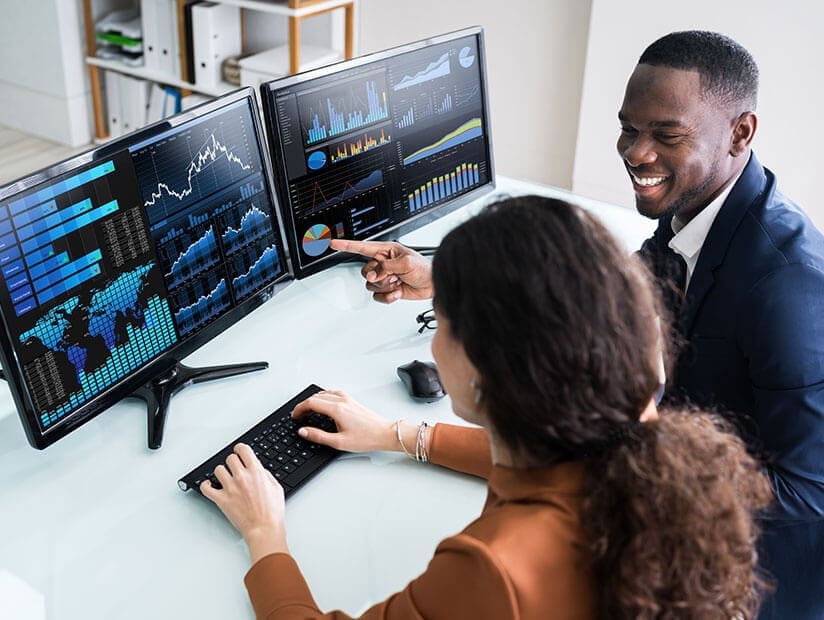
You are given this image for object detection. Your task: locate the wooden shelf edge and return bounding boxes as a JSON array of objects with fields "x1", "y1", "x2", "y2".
[
  {"x1": 85, "y1": 57, "x2": 236, "y2": 97},
  {"x1": 208, "y1": 0, "x2": 352, "y2": 18}
]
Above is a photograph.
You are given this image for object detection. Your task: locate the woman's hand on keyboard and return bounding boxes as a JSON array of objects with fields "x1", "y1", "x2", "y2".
[
  {"x1": 292, "y1": 390, "x2": 398, "y2": 453},
  {"x1": 200, "y1": 443, "x2": 289, "y2": 563}
]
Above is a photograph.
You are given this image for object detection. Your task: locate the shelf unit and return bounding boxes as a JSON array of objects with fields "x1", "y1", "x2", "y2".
[{"x1": 82, "y1": 0, "x2": 356, "y2": 140}]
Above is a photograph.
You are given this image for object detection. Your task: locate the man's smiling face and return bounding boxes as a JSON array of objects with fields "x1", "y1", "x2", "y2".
[{"x1": 617, "y1": 64, "x2": 739, "y2": 222}]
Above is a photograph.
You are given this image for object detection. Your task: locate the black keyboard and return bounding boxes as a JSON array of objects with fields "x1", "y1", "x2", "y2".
[{"x1": 178, "y1": 384, "x2": 341, "y2": 498}]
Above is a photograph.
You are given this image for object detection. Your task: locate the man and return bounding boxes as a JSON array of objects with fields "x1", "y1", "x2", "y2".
[
  {"x1": 332, "y1": 31, "x2": 824, "y2": 618},
  {"x1": 620, "y1": 32, "x2": 824, "y2": 619}
]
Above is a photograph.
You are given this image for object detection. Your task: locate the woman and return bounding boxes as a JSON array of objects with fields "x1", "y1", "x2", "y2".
[{"x1": 201, "y1": 196, "x2": 772, "y2": 619}]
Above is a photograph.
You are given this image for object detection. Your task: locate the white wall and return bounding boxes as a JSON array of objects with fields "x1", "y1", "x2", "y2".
[
  {"x1": 357, "y1": 0, "x2": 592, "y2": 189},
  {"x1": 573, "y1": 0, "x2": 824, "y2": 226},
  {"x1": 244, "y1": 11, "x2": 340, "y2": 58},
  {"x1": 0, "y1": 0, "x2": 92, "y2": 147}
]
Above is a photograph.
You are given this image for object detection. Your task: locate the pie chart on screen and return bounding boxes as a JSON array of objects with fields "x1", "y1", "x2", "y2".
[
  {"x1": 302, "y1": 224, "x2": 332, "y2": 256},
  {"x1": 459, "y1": 46, "x2": 475, "y2": 68}
]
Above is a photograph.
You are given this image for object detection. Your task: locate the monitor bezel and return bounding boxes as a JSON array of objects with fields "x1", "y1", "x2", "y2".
[
  {"x1": 260, "y1": 26, "x2": 496, "y2": 279},
  {"x1": 0, "y1": 87, "x2": 293, "y2": 449}
]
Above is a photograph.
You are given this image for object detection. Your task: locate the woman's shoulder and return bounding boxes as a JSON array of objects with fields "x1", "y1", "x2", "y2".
[
  {"x1": 431, "y1": 510, "x2": 594, "y2": 618},
  {"x1": 461, "y1": 494, "x2": 586, "y2": 566}
]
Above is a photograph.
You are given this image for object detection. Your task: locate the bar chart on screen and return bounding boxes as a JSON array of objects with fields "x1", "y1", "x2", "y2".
[{"x1": 299, "y1": 71, "x2": 390, "y2": 146}]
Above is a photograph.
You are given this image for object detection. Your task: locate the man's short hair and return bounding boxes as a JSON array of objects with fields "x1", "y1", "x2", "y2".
[{"x1": 639, "y1": 31, "x2": 759, "y2": 111}]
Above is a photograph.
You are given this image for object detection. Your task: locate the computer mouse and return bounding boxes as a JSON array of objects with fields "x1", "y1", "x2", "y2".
[{"x1": 396, "y1": 360, "x2": 446, "y2": 403}]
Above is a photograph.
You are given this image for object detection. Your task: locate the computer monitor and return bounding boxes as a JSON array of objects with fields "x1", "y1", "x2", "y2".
[
  {"x1": 260, "y1": 26, "x2": 495, "y2": 277},
  {"x1": 0, "y1": 88, "x2": 291, "y2": 450}
]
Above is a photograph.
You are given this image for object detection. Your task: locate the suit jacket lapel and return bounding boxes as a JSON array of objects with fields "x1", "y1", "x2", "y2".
[{"x1": 678, "y1": 152, "x2": 770, "y2": 336}]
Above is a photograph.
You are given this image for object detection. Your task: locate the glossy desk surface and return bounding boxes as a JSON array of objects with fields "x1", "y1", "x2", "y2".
[{"x1": 0, "y1": 177, "x2": 655, "y2": 619}]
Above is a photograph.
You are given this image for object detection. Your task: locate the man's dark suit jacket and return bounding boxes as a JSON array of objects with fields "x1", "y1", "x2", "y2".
[{"x1": 639, "y1": 152, "x2": 824, "y2": 619}]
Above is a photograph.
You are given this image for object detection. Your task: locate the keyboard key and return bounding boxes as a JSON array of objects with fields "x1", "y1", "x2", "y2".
[{"x1": 283, "y1": 454, "x2": 329, "y2": 489}]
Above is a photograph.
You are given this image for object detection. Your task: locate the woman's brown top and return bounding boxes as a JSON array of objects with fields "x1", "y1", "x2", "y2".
[{"x1": 244, "y1": 423, "x2": 594, "y2": 619}]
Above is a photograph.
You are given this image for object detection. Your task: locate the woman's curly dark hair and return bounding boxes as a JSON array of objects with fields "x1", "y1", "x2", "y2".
[
  {"x1": 585, "y1": 411, "x2": 772, "y2": 618},
  {"x1": 432, "y1": 195, "x2": 772, "y2": 618}
]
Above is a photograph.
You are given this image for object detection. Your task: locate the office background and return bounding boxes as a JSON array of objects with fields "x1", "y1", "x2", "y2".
[{"x1": 0, "y1": 0, "x2": 822, "y2": 223}]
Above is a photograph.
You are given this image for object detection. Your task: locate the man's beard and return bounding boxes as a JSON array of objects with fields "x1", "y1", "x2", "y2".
[{"x1": 638, "y1": 160, "x2": 719, "y2": 221}]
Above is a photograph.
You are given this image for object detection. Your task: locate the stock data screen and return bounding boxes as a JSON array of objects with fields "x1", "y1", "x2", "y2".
[
  {"x1": 268, "y1": 33, "x2": 491, "y2": 272},
  {"x1": 130, "y1": 101, "x2": 283, "y2": 337},
  {"x1": 0, "y1": 98, "x2": 285, "y2": 434}
]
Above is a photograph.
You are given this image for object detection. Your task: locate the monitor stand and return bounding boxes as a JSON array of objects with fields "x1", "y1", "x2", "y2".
[{"x1": 132, "y1": 360, "x2": 268, "y2": 450}]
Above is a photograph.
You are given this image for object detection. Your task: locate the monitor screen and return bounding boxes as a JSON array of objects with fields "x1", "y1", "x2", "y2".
[
  {"x1": 261, "y1": 27, "x2": 495, "y2": 277},
  {"x1": 0, "y1": 88, "x2": 290, "y2": 449}
]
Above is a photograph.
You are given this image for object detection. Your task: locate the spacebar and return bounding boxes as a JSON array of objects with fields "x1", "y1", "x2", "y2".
[{"x1": 283, "y1": 454, "x2": 331, "y2": 489}]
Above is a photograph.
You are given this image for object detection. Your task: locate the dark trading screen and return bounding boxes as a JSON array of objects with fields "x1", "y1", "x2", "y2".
[
  {"x1": 269, "y1": 34, "x2": 491, "y2": 271},
  {"x1": 0, "y1": 98, "x2": 284, "y2": 434}
]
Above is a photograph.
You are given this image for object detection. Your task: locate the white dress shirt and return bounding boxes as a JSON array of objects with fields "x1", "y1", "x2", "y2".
[{"x1": 668, "y1": 166, "x2": 745, "y2": 292}]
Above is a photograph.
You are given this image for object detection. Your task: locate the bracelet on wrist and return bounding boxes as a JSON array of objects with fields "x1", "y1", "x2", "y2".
[
  {"x1": 395, "y1": 419, "x2": 414, "y2": 459},
  {"x1": 395, "y1": 419, "x2": 429, "y2": 462},
  {"x1": 415, "y1": 422, "x2": 429, "y2": 463}
]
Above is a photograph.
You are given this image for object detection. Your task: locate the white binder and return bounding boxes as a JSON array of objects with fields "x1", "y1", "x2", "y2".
[
  {"x1": 117, "y1": 75, "x2": 151, "y2": 134},
  {"x1": 104, "y1": 70, "x2": 123, "y2": 139},
  {"x1": 146, "y1": 83, "x2": 167, "y2": 124},
  {"x1": 191, "y1": 2, "x2": 242, "y2": 88},
  {"x1": 140, "y1": 0, "x2": 161, "y2": 72},
  {"x1": 155, "y1": 0, "x2": 181, "y2": 79}
]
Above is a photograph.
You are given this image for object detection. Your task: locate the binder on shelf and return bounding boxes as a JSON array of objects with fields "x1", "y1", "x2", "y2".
[
  {"x1": 104, "y1": 71, "x2": 123, "y2": 139},
  {"x1": 155, "y1": 0, "x2": 181, "y2": 79},
  {"x1": 119, "y1": 74, "x2": 135, "y2": 134},
  {"x1": 117, "y1": 75, "x2": 152, "y2": 134},
  {"x1": 137, "y1": 78, "x2": 153, "y2": 129},
  {"x1": 146, "y1": 84, "x2": 184, "y2": 123},
  {"x1": 191, "y1": 2, "x2": 242, "y2": 89},
  {"x1": 140, "y1": 0, "x2": 161, "y2": 72},
  {"x1": 183, "y1": 1, "x2": 204, "y2": 84},
  {"x1": 163, "y1": 87, "x2": 183, "y2": 118},
  {"x1": 146, "y1": 83, "x2": 166, "y2": 124}
]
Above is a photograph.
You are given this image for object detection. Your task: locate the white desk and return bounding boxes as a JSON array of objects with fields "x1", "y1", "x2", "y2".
[{"x1": 0, "y1": 177, "x2": 655, "y2": 619}]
